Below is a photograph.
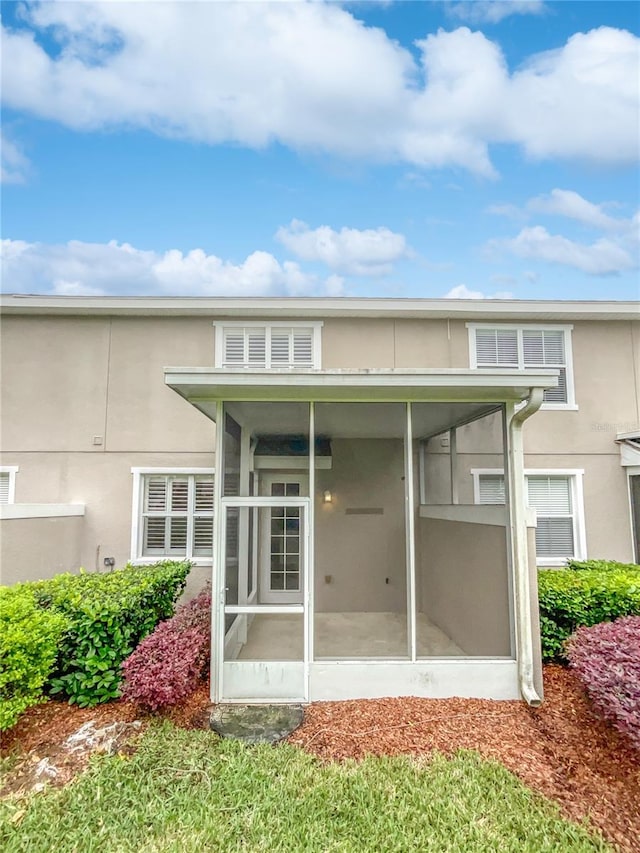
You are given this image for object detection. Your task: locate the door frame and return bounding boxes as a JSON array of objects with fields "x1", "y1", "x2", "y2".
[
  {"x1": 627, "y1": 468, "x2": 640, "y2": 563},
  {"x1": 258, "y1": 472, "x2": 309, "y2": 604},
  {"x1": 217, "y1": 496, "x2": 311, "y2": 703}
]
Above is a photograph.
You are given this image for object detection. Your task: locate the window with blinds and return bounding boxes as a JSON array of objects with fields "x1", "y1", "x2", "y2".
[
  {"x1": 526, "y1": 475, "x2": 574, "y2": 559},
  {"x1": 471, "y1": 325, "x2": 572, "y2": 405},
  {"x1": 475, "y1": 471, "x2": 582, "y2": 563},
  {"x1": 0, "y1": 468, "x2": 17, "y2": 504},
  {"x1": 0, "y1": 472, "x2": 11, "y2": 504},
  {"x1": 140, "y1": 473, "x2": 214, "y2": 558},
  {"x1": 216, "y1": 324, "x2": 319, "y2": 368}
]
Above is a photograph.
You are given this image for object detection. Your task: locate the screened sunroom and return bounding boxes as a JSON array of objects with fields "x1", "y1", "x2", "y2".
[{"x1": 165, "y1": 368, "x2": 555, "y2": 705}]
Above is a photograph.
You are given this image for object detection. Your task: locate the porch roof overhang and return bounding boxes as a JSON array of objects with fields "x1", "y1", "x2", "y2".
[
  {"x1": 164, "y1": 366, "x2": 558, "y2": 430},
  {"x1": 616, "y1": 431, "x2": 640, "y2": 467}
]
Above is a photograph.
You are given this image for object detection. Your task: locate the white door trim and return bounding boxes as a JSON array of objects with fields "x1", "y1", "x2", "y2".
[{"x1": 258, "y1": 472, "x2": 309, "y2": 605}]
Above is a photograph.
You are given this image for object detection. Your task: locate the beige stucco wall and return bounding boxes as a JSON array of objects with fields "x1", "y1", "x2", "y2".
[
  {"x1": 314, "y1": 439, "x2": 406, "y2": 612},
  {"x1": 1, "y1": 312, "x2": 638, "y2": 585},
  {"x1": 1, "y1": 515, "x2": 84, "y2": 585},
  {"x1": 417, "y1": 516, "x2": 513, "y2": 656},
  {"x1": 0, "y1": 451, "x2": 214, "y2": 577},
  {"x1": 0, "y1": 316, "x2": 216, "y2": 453}
]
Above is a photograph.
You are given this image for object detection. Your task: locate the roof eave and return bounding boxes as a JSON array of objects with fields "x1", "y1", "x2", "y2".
[{"x1": 1, "y1": 294, "x2": 638, "y2": 321}]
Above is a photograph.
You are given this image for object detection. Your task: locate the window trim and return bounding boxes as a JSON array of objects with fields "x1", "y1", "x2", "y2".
[
  {"x1": 0, "y1": 466, "x2": 19, "y2": 504},
  {"x1": 130, "y1": 467, "x2": 215, "y2": 565},
  {"x1": 213, "y1": 321, "x2": 323, "y2": 369},
  {"x1": 466, "y1": 323, "x2": 577, "y2": 410},
  {"x1": 471, "y1": 468, "x2": 587, "y2": 565}
]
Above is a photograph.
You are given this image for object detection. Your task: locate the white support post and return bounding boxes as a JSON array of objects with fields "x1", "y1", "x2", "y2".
[
  {"x1": 449, "y1": 428, "x2": 458, "y2": 505},
  {"x1": 236, "y1": 424, "x2": 251, "y2": 643},
  {"x1": 306, "y1": 402, "x2": 315, "y2": 698},
  {"x1": 404, "y1": 402, "x2": 417, "y2": 662},
  {"x1": 211, "y1": 401, "x2": 225, "y2": 704}
]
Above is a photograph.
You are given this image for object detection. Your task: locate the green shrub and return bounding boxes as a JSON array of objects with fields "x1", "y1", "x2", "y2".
[
  {"x1": 0, "y1": 586, "x2": 68, "y2": 730},
  {"x1": 7, "y1": 561, "x2": 191, "y2": 710},
  {"x1": 538, "y1": 562, "x2": 640, "y2": 662},
  {"x1": 566, "y1": 558, "x2": 640, "y2": 572}
]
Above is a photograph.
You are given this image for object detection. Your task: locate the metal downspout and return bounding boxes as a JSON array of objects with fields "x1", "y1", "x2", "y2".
[{"x1": 509, "y1": 388, "x2": 545, "y2": 707}]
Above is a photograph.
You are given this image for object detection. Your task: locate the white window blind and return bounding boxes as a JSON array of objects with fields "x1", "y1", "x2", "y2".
[
  {"x1": 472, "y1": 326, "x2": 570, "y2": 404},
  {"x1": 221, "y1": 326, "x2": 316, "y2": 368},
  {"x1": 475, "y1": 471, "x2": 580, "y2": 561},
  {"x1": 477, "y1": 474, "x2": 506, "y2": 504},
  {"x1": 526, "y1": 475, "x2": 574, "y2": 558},
  {"x1": 475, "y1": 329, "x2": 519, "y2": 367},
  {"x1": 141, "y1": 474, "x2": 214, "y2": 558},
  {"x1": 522, "y1": 329, "x2": 567, "y2": 404},
  {"x1": 0, "y1": 473, "x2": 10, "y2": 504}
]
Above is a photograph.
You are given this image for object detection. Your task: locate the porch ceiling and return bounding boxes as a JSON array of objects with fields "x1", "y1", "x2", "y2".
[
  {"x1": 223, "y1": 400, "x2": 503, "y2": 439},
  {"x1": 165, "y1": 367, "x2": 558, "y2": 427}
]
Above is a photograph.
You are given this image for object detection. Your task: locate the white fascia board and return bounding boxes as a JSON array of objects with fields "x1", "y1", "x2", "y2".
[
  {"x1": 0, "y1": 503, "x2": 85, "y2": 519},
  {"x1": 2, "y1": 294, "x2": 638, "y2": 320},
  {"x1": 164, "y1": 367, "x2": 558, "y2": 404}
]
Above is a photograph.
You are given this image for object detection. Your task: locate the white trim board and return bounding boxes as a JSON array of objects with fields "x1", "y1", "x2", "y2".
[{"x1": 0, "y1": 503, "x2": 85, "y2": 519}]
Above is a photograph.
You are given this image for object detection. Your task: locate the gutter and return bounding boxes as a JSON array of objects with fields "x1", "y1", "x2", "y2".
[{"x1": 508, "y1": 387, "x2": 545, "y2": 707}]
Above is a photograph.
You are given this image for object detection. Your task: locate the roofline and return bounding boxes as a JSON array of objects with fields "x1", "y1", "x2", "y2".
[{"x1": 0, "y1": 294, "x2": 638, "y2": 321}]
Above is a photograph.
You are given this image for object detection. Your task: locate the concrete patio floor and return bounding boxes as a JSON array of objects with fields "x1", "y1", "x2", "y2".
[{"x1": 234, "y1": 611, "x2": 465, "y2": 660}]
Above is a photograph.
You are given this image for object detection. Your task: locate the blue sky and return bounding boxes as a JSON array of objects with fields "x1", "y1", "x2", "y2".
[{"x1": 1, "y1": 0, "x2": 639, "y2": 300}]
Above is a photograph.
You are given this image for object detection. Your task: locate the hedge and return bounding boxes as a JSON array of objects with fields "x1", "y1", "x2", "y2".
[
  {"x1": 0, "y1": 587, "x2": 68, "y2": 731},
  {"x1": 1, "y1": 561, "x2": 191, "y2": 724},
  {"x1": 538, "y1": 561, "x2": 640, "y2": 662},
  {"x1": 566, "y1": 558, "x2": 640, "y2": 573}
]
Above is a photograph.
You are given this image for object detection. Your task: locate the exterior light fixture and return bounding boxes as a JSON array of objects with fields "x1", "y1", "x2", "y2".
[{"x1": 323, "y1": 490, "x2": 333, "y2": 504}]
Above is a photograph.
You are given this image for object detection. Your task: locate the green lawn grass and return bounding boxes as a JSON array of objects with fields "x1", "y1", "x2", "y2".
[{"x1": 1, "y1": 722, "x2": 610, "y2": 853}]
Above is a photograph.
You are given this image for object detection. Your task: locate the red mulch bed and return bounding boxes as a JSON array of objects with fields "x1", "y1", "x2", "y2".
[{"x1": 2, "y1": 667, "x2": 639, "y2": 852}]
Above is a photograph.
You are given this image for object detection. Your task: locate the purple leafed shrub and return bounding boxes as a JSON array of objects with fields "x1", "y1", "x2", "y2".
[
  {"x1": 120, "y1": 586, "x2": 211, "y2": 710},
  {"x1": 567, "y1": 616, "x2": 640, "y2": 750}
]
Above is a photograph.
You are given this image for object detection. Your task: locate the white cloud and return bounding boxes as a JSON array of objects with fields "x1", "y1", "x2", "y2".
[
  {"x1": 1, "y1": 131, "x2": 30, "y2": 183},
  {"x1": 1, "y1": 4, "x2": 637, "y2": 175},
  {"x1": 445, "y1": 284, "x2": 513, "y2": 299},
  {"x1": 506, "y1": 28, "x2": 639, "y2": 164},
  {"x1": 0, "y1": 238, "x2": 344, "y2": 297},
  {"x1": 527, "y1": 189, "x2": 628, "y2": 232},
  {"x1": 486, "y1": 188, "x2": 639, "y2": 275},
  {"x1": 448, "y1": 2, "x2": 547, "y2": 25},
  {"x1": 275, "y1": 220, "x2": 409, "y2": 275},
  {"x1": 489, "y1": 226, "x2": 636, "y2": 275},
  {"x1": 486, "y1": 203, "x2": 526, "y2": 220}
]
